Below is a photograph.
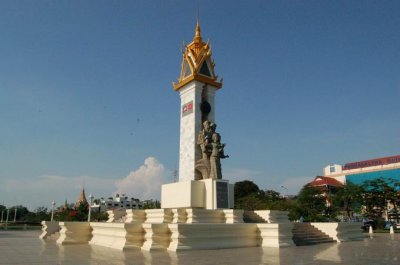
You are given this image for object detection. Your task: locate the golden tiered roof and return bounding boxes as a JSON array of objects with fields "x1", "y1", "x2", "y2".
[
  {"x1": 75, "y1": 187, "x2": 88, "y2": 207},
  {"x1": 173, "y1": 19, "x2": 222, "y2": 91}
]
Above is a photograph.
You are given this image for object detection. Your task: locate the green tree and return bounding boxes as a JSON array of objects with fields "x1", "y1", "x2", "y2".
[
  {"x1": 362, "y1": 178, "x2": 395, "y2": 221},
  {"x1": 387, "y1": 178, "x2": 400, "y2": 222},
  {"x1": 90, "y1": 211, "x2": 109, "y2": 222},
  {"x1": 8, "y1": 205, "x2": 30, "y2": 222},
  {"x1": 294, "y1": 186, "x2": 328, "y2": 222},
  {"x1": 235, "y1": 193, "x2": 267, "y2": 210},
  {"x1": 33, "y1": 207, "x2": 51, "y2": 222},
  {"x1": 234, "y1": 180, "x2": 260, "y2": 198},
  {"x1": 333, "y1": 181, "x2": 363, "y2": 220},
  {"x1": 263, "y1": 190, "x2": 283, "y2": 202},
  {"x1": 74, "y1": 201, "x2": 89, "y2": 221},
  {"x1": 142, "y1": 200, "x2": 161, "y2": 209},
  {"x1": 234, "y1": 180, "x2": 263, "y2": 210}
]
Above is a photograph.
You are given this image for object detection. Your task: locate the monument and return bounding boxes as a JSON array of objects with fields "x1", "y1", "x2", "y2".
[
  {"x1": 161, "y1": 19, "x2": 233, "y2": 210},
  {"x1": 41, "y1": 19, "x2": 364, "y2": 253}
]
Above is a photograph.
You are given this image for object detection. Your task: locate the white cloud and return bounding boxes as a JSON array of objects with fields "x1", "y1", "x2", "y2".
[
  {"x1": 114, "y1": 157, "x2": 166, "y2": 200},
  {"x1": 0, "y1": 156, "x2": 167, "y2": 210}
]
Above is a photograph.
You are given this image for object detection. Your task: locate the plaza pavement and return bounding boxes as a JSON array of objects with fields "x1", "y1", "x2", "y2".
[{"x1": 0, "y1": 230, "x2": 399, "y2": 265}]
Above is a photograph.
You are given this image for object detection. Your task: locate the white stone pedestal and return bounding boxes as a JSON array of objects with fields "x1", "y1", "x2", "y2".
[
  {"x1": 161, "y1": 181, "x2": 204, "y2": 208},
  {"x1": 161, "y1": 179, "x2": 234, "y2": 209}
]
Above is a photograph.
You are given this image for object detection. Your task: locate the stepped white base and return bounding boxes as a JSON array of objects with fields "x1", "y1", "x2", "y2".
[
  {"x1": 125, "y1": 210, "x2": 146, "y2": 223},
  {"x1": 145, "y1": 209, "x2": 173, "y2": 223},
  {"x1": 39, "y1": 221, "x2": 60, "y2": 239},
  {"x1": 310, "y1": 222, "x2": 365, "y2": 242},
  {"x1": 56, "y1": 222, "x2": 92, "y2": 245},
  {"x1": 257, "y1": 223, "x2": 295, "y2": 247},
  {"x1": 141, "y1": 223, "x2": 171, "y2": 251},
  {"x1": 43, "y1": 209, "x2": 364, "y2": 252},
  {"x1": 168, "y1": 223, "x2": 258, "y2": 251},
  {"x1": 106, "y1": 208, "x2": 126, "y2": 223},
  {"x1": 89, "y1": 222, "x2": 144, "y2": 250},
  {"x1": 254, "y1": 210, "x2": 291, "y2": 223}
]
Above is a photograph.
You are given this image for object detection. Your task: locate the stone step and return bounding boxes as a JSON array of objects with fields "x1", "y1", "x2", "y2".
[
  {"x1": 293, "y1": 238, "x2": 336, "y2": 246},
  {"x1": 293, "y1": 233, "x2": 332, "y2": 238},
  {"x1": 243, "y1": 211, "x2": 266, "y2": 223},
  {"x1": 292, "y1": 223, "x2": 336, "y2": 246},
  {"x1": 292, "y1": 230, "x2": 331, "y2": 235}
]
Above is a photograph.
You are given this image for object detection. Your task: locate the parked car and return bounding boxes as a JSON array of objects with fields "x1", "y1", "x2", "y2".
[
  {"x1": 384, "y1": 221, "x2": 394, "y2": 230},
  {"x1": 362, "y1": 220, "x2": 377, "y2": 231},
  {"x1": 384, "y1": 221, "x2": 400, "y2": 230}
]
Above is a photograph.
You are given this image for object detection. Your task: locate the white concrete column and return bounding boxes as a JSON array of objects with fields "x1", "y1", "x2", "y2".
[{"x1": 178, "y1": 81, "x2": 204, "y2": 181}]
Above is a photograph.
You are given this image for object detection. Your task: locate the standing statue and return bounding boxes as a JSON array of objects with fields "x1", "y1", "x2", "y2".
[{"x1": 195, "y1": 121, "x2": 228, "y2": 179}]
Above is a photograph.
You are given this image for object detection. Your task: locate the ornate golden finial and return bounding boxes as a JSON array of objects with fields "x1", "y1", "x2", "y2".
[
  {"x1": 173, "y1": 18, "x2": 222, "y2": 91},
  {"x1": 193, "y1": 17, "x2": 202, "y2": 44}
]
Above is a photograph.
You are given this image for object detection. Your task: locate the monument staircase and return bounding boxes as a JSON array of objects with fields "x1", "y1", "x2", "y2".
[
  {"x1": 243, "y1": 211, "x2": 267, "y2": 223},
  {"x1": 292, "y1": 223, "x2": 336, "y2": 246}
]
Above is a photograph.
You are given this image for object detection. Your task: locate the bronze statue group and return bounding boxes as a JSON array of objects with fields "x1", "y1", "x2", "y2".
[{"x1": 196, "y1": 120, "x2": 229, "y2": 180}]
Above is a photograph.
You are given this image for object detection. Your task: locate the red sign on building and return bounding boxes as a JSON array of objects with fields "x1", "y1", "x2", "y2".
[{"x1": 343, "y1": 155, "x2": 400, "y2": 170}]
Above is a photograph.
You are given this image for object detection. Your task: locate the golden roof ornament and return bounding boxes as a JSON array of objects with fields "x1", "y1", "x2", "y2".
[
  {"x1": 173, "y1": 19, "x2": 222, "y2": 91},
  {"x1": 75, "y1": 186, "x2": 88, "y2": 208}
]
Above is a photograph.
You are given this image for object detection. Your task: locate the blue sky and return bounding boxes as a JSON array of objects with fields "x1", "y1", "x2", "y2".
[{"x1": 1, "y1": 1, "x2": 399, "y2": 210}]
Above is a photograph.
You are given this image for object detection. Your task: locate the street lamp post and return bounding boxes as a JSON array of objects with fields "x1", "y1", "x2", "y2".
[
  {"x1": 5, "y1": 209, "x2": 9, "y2": 224},
  {"x1": 13, "y1": 208, "x2": 17, "y2": 223},
  {"x1": 88, "y1": 194, "x2": 93, "y2": 222},
  {"x1": 51, "y1": 201, "x2": 56, "y2": 221}
]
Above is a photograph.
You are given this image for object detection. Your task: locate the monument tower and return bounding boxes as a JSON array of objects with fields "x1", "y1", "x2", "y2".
[
  {"x1": 173, "y1": 19, "x2": 222, "y2": 182},
  {"x1": 162, "y1": 19, "x2": 232, "y2": 209}
]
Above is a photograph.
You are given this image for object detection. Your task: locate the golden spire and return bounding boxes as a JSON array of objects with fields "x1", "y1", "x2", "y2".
[
  {"x1": 173, "y1": 19, "x2": 222, "y2": 91},
  {"x1": 193, "y1": 17, "x2": 202, "y2": 44},
  {"x1": 75, "y1": 186, "x2": 88, "y2": 208}
]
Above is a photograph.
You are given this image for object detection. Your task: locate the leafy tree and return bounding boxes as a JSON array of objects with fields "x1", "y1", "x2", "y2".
[
  {"x1": 233, "y1": 180, "x2": 295, "y2": 212},
  {"x1": 34, "y1": 207, "x2": 51, "y2": 222},
  {"x1": 234, "y1": 180, "x2": 260, "y2": 198},
  {"x1": 8, "y1": 205, "x2": 30, "y2": 222},
  {"x1": 234, "y1": 180, "x2": 262, "y2": 210},
  {"x1": 333, "y1": 181, "x2": 363, "y2": 220},
  {"x1": 142, "y1": 200, "x2": 161, "y2": 209},
  {"x1": 362, "y1": 178, "x2": 394, "y2": 220},
  {"x1": 263, "y1": 190, "x2": 283, "y2": 202},
  {"x1": 387, "y1": 178, "x2": 400, "y2": 223},
  {"x1": 235, "y1": 193, "x2": 267, "y2": 210},
  {"x1": 294, "y1": 186, "x2": 328, "y2": 222},
  {"x1": 74, "y1": 201, "x2": 89, "y2": 221},
  {"x1": 90, "y1": 211, "x2": 109, "y2": 222},
  {"x1": 54, "y1": 208, "x2": 71, "y2": 221}
]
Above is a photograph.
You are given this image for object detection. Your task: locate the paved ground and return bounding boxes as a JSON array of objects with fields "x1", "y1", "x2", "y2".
[{"x1": 0, "y1": 230, "x2": 399, "y2": 265}]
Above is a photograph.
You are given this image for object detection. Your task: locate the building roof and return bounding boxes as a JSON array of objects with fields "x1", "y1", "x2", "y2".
[{"x1": 308, "y1": 176, "x2": 344, "y2": 188}]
